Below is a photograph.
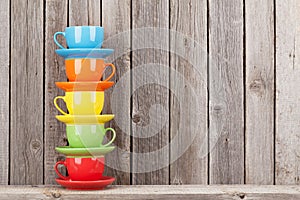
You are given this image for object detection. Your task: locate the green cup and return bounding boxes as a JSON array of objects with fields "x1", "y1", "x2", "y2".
[{"x1": 66, "y1": 124, "x2": 116, "y2": 148}]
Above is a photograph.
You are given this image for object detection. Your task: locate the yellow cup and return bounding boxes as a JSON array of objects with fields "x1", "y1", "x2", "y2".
[{"x1": 54, "y1": 91, "x2": 104, "y2": 115}]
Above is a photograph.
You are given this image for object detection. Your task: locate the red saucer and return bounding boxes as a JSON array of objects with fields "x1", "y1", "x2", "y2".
[{"x1": 55, "y1": 176, "x2": 115, "y2": 190}]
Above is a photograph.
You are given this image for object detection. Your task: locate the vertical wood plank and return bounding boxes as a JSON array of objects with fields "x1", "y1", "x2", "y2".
[
  {"x1": 245, "y1": 0, "x2": 274, "y2": 184},
  {"x1": 169, "y1": 0, "x2": 208, "y2": 184},
  {"x1": 69, "y1": 0, "x2": 100, "y2": 26},
  {"x1": 132, "y1": 0, "x2": 169, "y2": 184},
  {"x1": 44, "y1": 0, "x2": 68, "y2": 184},
  {"x1": 209, "y1": 0, "x2": 244, "y2": 184},
  {"x1": 276, "y1": 0, "x2": 300, "y2": 185},
  {"x1": 0, "y1": 0, "x2": 9, "y2": 185},
  {"x1": 102, "y1": 0, "x2": 131, "y2": 185},
  {"x1": 88, "y1": 0, "x2": 101, "y2": 26},
  {"x1": 10, "y1": 0, "x2": 44, "y2": 184}
]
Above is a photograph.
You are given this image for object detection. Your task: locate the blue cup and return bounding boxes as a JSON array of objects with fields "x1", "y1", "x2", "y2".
[{"x1": 54, "y1": 26, "x2": 104, "y2": 49}]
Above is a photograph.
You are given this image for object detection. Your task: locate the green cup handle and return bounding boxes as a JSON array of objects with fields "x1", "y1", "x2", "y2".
[
  {"x1": 54, "y1": 31, "x2": 66, "y2": 49},
  {"x1": 54, "y1": 96, "x2": 68, "y2": 115},
  {"x1": 102, "y1": 128, "x2": 116, "y2": 147}
]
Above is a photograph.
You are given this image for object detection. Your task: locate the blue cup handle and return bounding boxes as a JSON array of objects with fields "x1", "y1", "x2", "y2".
[{"x1": 54, "y1": 32, "x2": 66, "y2": 49}]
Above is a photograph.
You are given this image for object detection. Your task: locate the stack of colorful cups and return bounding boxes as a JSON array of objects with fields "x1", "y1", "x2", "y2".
[{"x1": 52, "y1": 26, "x2": 116, "y2": 190}]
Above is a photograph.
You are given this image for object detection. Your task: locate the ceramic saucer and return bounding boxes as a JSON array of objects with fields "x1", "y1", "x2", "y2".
[
  {"x1": 56, "y1": 114, "x2": 114, "y2": 124},
  {"x1": 56, "y1": 81, "x2": 114, "y2": 92},
  {"x1": 56, "y1": 176, "x2": 115, "y2": 190},
  {"x1": 55, "y1": 48, "x2": 114, "y2": 59},
  {"x1": 55, "y1": 146, "x2": 115, "y2": 156}
]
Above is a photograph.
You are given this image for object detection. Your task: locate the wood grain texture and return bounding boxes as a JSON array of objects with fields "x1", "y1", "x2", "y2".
[
  {"x1": 245, "y1": 0, "x2": 274, "y2": 184},
  {"x1": 4, "y1": 0, "x2": 300, "y2": 186},
  {"x1": 102, "y1": 0, "x2": 131, "y2": 185},
  {"x1": 44, "y1": 0, "x2": 68, "y2": 185},
  {"x1": 275, "y1": 0, "x2": 300, "y2": 185},
  {"x1": 69, "y1": 0, "x2": 100, "y2": 26},
  {"x1": 10, "y1": 0, "x2": 44, "y2": 184},
  {"x1": 88, "y1": 0, "x2": 101, "y2": 26},
  {"x1": 208, "y1": 0, "x2": 244, "y2": 184},
  {"x1": 0, "y1": 185, "x2": 299, "y2": 199},
  {"x1": 131, "y1": 0, "x2": 170, "y2": 184},
  {"x1": 170, "y1": 0, "x2": 208, "y2": 184},
  {"x1": 0, "y1": 0, "x2": 9, "y2": 185}
]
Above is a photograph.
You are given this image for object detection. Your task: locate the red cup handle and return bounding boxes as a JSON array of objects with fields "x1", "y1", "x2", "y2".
[{"x1": 54, "y1": 161, "x2": 69, "y2": 180}]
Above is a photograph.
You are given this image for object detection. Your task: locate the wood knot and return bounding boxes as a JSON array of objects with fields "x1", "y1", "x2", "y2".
[
  {"x1": 184, "y1": 38, "x2": 188, "y2": 46},
  {"x1": 43, "y1": 189, "x2": 61, "y2": 198},
  {"x1": 31, "y1": 141, "x2": 41, "y2": 150},
  {"x1": 236, "y1": 193, "x2": 246, "y2": 199},
  {"x1": 289, "y1": 53, "x2": 296, "y2": 58},
  {"x1": 212, "y1": 105, "x2": 224, "y2": 115},
  {"x1": 132, "y1": 114, "x2": 141, "y2": 123},
  {"x1": 249, "y1": 79, "x2": 265, "y2": 95},
  {"x1": 51, "y1": 191, "x2": 61, "y2": 198}
]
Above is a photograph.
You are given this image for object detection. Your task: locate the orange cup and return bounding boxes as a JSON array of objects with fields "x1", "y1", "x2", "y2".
[{"x1": 65, "y1": 58, "x2": 116, "y2": 82}]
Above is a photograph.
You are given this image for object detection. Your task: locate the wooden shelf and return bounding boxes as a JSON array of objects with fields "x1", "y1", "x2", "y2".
[{"x1": 0, "y1": 185, "x2": 299, "y2": 199}]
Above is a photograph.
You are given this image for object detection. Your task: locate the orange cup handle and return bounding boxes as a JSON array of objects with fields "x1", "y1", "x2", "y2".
[
  {"x1": 103, "y1": 63, "x2": 116, "y2": 82},
  {"x1": 54, "y1": 161, "x2": 69, "y2": 180}
]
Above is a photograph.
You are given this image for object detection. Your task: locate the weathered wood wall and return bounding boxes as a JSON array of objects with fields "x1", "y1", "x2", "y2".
[{"x1": 0, "y1": 0, "x2": 299, "y2": 185}]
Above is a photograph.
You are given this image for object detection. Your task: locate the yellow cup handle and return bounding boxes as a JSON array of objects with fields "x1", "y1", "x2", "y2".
[
  {"x1": 54, "y1": 96, "x2": 68, "y2": 115},
  {"x1": 102, "y1": 128, "x2": 116, "y2": 147},
  {"x1": 103, "y1": 63, "x2": 116, "y2": 82}
]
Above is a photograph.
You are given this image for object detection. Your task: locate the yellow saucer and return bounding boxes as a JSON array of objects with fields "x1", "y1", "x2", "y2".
[{"x1": 56, "y1": 115, "x2": 114, "y2": 124}]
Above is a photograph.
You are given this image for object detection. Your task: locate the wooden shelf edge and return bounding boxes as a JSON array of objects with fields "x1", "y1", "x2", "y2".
[{"x1": 0, "y1": 185, "x2": 299, "y2": 199}]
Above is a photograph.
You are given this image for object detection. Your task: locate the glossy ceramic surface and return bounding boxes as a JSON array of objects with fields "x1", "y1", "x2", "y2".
[
  {"x1": 66, "y1": 124, "x2": 116, "y2": 148},
  {"x1": 55, "y1": 48, "x2": 114, "y2": 59},
  {"x1": 55, "y1": 114, "x2": 114, "y2": 124},
  {"x1": 55, "y1": 176, "x2": 115, "y2": 190},
  {"x1": 55, "y1": 81, "x2": 114, "y2": 92},
  {"x1": 54, "y1": 26, "x2": 104, "y2": 49},
  {"x1": 55, "y1": 157, "x2": 105, "y2": 181},
  {"x1": 54, "y1": 91, "x2": 104, "y2": 115},
  {"x1": 65, "y1": 59, "x2": 115, "y2": 82},
  {"x1": 55, "y1": 146, "x2": 115, "y2": 156}
]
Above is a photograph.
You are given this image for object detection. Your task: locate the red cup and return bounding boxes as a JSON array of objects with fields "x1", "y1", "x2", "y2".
[{"x1": 55, "y1": 157, "x2": 105, "y2": 181}]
